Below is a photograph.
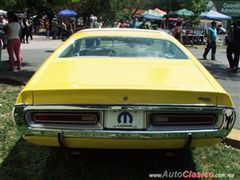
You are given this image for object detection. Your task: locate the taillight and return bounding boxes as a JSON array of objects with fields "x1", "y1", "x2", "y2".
[
  {"x1": 32, "y1": 112, "x2": 98, "y2": 124},
  {"x1": 151, "y1": 114, "x2": 216, "y2": 125}
]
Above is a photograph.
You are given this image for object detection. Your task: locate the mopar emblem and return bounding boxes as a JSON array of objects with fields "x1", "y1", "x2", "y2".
[
  {"x1": 118, "y1": 111, "x2": 133, "y2": 124},
  {"x1": 123, "y1": 96, "x2": 128, "y2": 101}
]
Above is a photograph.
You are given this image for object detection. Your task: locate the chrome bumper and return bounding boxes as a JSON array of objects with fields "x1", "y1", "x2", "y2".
[{"x1": 12, "y1": 104, "x2": 236, "y2": 140}]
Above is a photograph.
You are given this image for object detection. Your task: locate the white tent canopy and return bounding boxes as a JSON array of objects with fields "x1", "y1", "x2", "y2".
[
  {"x1": 0, "y1": 10, "x2": 7, "y2": 16},
  {"x1": 200, "y1": 10, "x2": 231, "y2": 20}
]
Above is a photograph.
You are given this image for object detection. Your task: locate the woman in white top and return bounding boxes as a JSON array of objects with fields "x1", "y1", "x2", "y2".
[{"x1": 7, "y1": 12, "x2": 22, "y2": 71}]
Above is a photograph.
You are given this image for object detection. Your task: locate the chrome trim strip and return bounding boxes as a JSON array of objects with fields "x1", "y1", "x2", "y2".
[
  {"x1": 18, "y1": 103, "x2": 235, "y2": 108},
  {"x1": 22, "y1": 128, "x2": 231, "y2": 139},
  {"x1": 15, "y1": 104, "x2": 234, "y2": 111}
]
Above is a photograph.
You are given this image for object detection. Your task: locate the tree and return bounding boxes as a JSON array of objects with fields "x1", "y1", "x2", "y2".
[
  {"x1": 108, "y1": 0, "x2": 153, "y2": 20},
  {"x1": 2, "y1": 0, "x2": 209, "y2": 26},
  {"x1": 184, "y1": 0, "x2": 209, "y2": 25},
  {"x1": 0, "y1": 0, "x2": 17, "y2": 11},
  {"x1": 70, "y1": 0, "x2": 153, "y2": 23},
  {"x1": 182, "y1": 0, "x2": 209, "y2": 46}
]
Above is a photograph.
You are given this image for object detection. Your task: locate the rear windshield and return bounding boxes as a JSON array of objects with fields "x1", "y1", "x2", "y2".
[{"x1": 59, "y1": 36, "x2": 189, "y2": 59}]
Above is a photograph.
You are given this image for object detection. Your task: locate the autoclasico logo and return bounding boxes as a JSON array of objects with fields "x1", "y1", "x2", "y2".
[{"x1": 149, "y1": 171, "x2": 235, "y2": 178}]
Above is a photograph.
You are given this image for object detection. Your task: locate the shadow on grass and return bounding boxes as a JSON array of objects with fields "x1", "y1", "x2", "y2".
[{"x1": 0, "y1": 138, "x2": 196, "y2": 180}]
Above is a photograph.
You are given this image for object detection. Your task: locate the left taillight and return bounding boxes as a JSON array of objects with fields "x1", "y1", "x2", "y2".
[{"x1": 31, "y1": 112, "x2": 98, "y2": 124}]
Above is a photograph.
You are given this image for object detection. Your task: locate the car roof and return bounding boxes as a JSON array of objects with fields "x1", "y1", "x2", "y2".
[
  {"x1": 80, "y1": 28, "x2": 166, "y2": 33},
  {"x1": 75, "y1": 28, "x2": 173, "y2": 39}
]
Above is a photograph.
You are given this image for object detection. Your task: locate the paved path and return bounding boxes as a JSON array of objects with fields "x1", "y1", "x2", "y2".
[
  {"x1": 0, "y1": 36, "x2": 62, "y2": 82},
  {"x1": 0, "y1": 35, "x2": 239, "y2": 147}
]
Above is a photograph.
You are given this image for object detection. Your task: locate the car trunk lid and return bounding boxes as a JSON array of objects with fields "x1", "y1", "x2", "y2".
[{"x1": 31, "y1": 58, "x2": 218, "y2": 105}]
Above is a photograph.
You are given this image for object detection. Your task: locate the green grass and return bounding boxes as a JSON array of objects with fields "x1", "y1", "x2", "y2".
[
  {"x1": 0, "y1": 84, "x2": 239, "y2": 180},
  {"x1": 0, "y1": 84, "x2": 22, "y2": 165}
]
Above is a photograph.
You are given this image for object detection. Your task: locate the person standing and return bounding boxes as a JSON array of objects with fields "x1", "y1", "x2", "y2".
[
  {"x1": 6, "y1": 12, "x2": 22, "y2": 71},
  {"x1": 203, "y1": 21, "x2": 217, "y2": 60},
  {"x1": 173, "y1": 20, "x2": 182, "y2": 43},
  {"x1": 118, "y1": 20, "x2": 127, "y2": 28},
  {"x1": 21, "y1": 18, "x2": 30, "y2": 43},
  {"x1": 90, "y1": 15, "x2": 97, "y2": 28},
  {"x1": 98, "y1": 16, "x2": 104, "y2": 28},
  {"x1": 44, "y1": 18, "x2": 50, "y2": 38},
  {"x1": 61, "y1": 18, "x2": 68, "y2": 41},
  {"x1": 51, "y1": 18, "x2": 58, "y2": 39},
  {"x1": 0, "y1": 15, "x2": 8, "y2": 49},
  {"x1": 28, "y1": 17, "x2": 33, "y2": 40},
  {"x1": 232, "y1": 17, "x2": 240, "y2": 73},
  {"x1": 226, "y1": 23, "x2": 235, "y2": 72}
]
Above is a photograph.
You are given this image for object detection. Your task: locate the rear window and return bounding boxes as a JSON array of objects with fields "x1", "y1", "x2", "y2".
[{"x1": 59, "y1": 36, "x2": 189, "y2": 59}]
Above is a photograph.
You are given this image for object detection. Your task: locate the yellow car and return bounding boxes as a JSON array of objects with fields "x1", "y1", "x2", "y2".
[{"x1": 13, "y1": 29, "x2": 236, "y2": 149}]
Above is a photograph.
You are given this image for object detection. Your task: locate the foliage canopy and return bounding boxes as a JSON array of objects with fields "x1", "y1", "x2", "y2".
[{"x1": 1, "y1": 0, "x2": 208, "y2": 23}]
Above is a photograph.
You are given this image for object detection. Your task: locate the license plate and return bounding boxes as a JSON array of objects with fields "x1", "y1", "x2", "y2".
[{"x1": 104, "y1": 110, "x2": 145, "y2": 129}]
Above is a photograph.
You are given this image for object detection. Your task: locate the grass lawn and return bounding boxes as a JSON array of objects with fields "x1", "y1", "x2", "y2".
[{"x1": 0, "y1": 83, "x2": 239, "y2": 180}]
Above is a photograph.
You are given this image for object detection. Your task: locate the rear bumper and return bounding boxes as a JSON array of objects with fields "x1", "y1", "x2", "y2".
[
  {"x1": 21, "y1": 128, "x2": 228, "y2": 148},
  {"x1": 23, "y1": 134, "x2": 222, "y2": 149},
  {"x1": 13, "y1": 104, "x2": 236, "y2": 149}
]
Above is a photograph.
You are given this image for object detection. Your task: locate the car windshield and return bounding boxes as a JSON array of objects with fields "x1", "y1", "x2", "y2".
[{"x1": 59, "y1": 36, "x2": 189, "y2": 59}]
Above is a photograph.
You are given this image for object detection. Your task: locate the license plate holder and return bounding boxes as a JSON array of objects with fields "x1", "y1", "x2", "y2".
[{"x1": 104, "y1": 110, "x2": 145, "y2": 129}]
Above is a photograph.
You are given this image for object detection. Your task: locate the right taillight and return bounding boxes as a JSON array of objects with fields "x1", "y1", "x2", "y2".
[
  {"x1": 32, "y1": 112, "x2": 98, "y2": 124},
  {"x1": 151, "y1": 114, "x2": 216, "y2": 125}
]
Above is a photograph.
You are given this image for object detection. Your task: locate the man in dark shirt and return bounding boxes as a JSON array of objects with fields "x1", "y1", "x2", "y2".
[
  {"x1": 232, "y1": 17, "x2": 240, "y2": 73},
  {"x1": 226, "y1": 23, "x2": 235, "y2": 72}
]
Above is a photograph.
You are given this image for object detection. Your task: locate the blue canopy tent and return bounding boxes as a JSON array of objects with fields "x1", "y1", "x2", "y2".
[
  {"x1": 141, "y1": 10, "x2": 164, "y2": 20},
  {"x1": 58, "y1": 9, "x2": 77, "y2": 17},
  {"x1": 200, "y1": 10, "x2": 231, "y2": 20},
  {"x1": 142, "y1": 13, "x2": 163, "y2": 20}
]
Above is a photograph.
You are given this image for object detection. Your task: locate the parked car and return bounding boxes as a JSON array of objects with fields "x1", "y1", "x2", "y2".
[{"x1": 13, "y1": 28, "x2": 236, "y2": 149}]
